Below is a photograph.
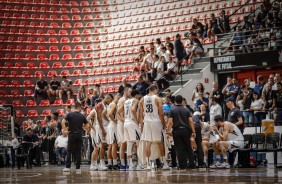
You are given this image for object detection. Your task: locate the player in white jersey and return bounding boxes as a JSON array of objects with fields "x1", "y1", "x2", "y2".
[
  {"x1": 106, "y1": 94, "x2": 121, "y2": 170},
  {"x1": 121, "y1": 90, "x2": 142, "y2": 170},
  {"x1": 98, "y1": 94, "x2": 114, "y2": 170},
  {"x1": 139, "y1": 85, "x2": 168, "y2": 170},
  {"x1": 116, "y1": 87, "x2": 132, "y2": 170},
  {"x1": 86, "y1": 99, "x2": 103, "y2": 171},
  {"x1": 211, "y1": 115, "x2": 244, "y2": 169}
]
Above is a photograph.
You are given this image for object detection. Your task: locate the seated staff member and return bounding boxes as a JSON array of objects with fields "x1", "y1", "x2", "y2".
[{"x1": 210, "y1": 115, "x2": 244, "y2": 169}]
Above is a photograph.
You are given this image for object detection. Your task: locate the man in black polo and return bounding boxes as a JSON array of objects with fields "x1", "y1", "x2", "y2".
[
  {"x1": 226, "y1": 97, "x2": 244, "y2": 133},
  {"x1": 62, "y1": 102, "x2": 94, "y2": 172},
  {"x1": 33, "y1": 74, "x2": 48, "y2": 101},
  {"x1": 167, "y1": 95, "x2": 196, "y2": 169},
  {"x1": 22, "y1": 128, "x2": 40, "y2": 166}
]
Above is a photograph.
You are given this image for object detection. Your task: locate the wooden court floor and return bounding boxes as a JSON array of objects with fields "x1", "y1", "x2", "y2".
[{"x1": 1, "y1": 166, "x2": 282, "y2": 183}]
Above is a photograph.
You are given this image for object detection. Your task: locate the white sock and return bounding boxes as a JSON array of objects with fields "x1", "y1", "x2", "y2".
[
  {"x1": 204, "y1": 156, "x2": 207, "y2": 163},
  {"x1": 113, "y1": 159, "x2": 117, "y2": 165},
  {"x1": 121, "y1": 159, "x2": 125, "y2": 165},
  {"x1": 146, "y1": 157, "x2": 150, "y2": 165},
  {"x1": 129, "y1": 158, "x2": 133, "y2": 166},
  {"x1": 162, "y1": 157, "x2": 168, "y2": 165},
  {"x1": 101, "y1": 159, "x2": 105, "y2": 165},
  {"x1": 92, "y1": 160, "x2": 97, "y2": 166},
  {"x1": 108, "y1": 159, "x2": 112, "y2": 165}
]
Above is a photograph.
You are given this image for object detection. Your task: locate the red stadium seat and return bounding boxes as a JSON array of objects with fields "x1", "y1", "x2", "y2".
[
  {"x1": 65, "y1": 62, "x2": 75, "y2": 68},
  {"x1": 14, "y1": 62, "x2": 24, "y2": 69},
  {"x1": 10, "y1": 80, "x2": 21, "y2": 87},
  {"x1": 70, "y1": 29, "x2": 80, "y2": 35},
  {"x1": 93, "y1": 78, "x2": 100, "y2": 84},
  {"x1": 84, "y1": 78, "x2": 92, "y2": 85},
  {"x1": 23, "y1": 80, "x2": 34, "y2": 87},
  {"x1": 39, "y1": 62, "x2": 50, "y2": 69},
  {"x1": 77, "y1": 61, "x2": 86, "y2": 68},
  {"x1": 72, "y1": 15, "x2": 81, "y2": 20},
  {"x1": 74, "y1": 22, "x2": 83, "y2": 28},
  {"x1": 4, "y1": 62, "x2": 13, "y2": 68},
  {"x1": 63, "y1": 99, "x2": 75, "y2": 106},
  {"x1": 74, "y1": 45, "x2": 83, "y2": 51},
  {"x1": 57, "y1": 109, "x2": 65, "y2": 116},
  {"x1": 0, "y1": 71, "x2": 8, "y2": 77},
  {"x1": 0, "y1": 90, "x2": 7, "y2": 97},
  {"x1": 27, "y1": 62, "x2": 37, "y2": 69},
  {"x1": 51, "y1": 99, "x2": 63, "y2": 106},
  {"x1": 24, "y1": 90, "x2": 34, "y2": 97},
  {"x1": 49, "y1": 37, "x2": 58, "y2": 43},
  {"x1": 72, "y1": 70, "x2": 81, "y2": 76},
  {"x1": 52, "y1": 62, "x2": 62, "y2": 68},
  {"x1": 15, "y1": 110, "x2": 25, "y2": 118},
  {"x1": 61, "y1": 15, "x2": 70, "y2": 20},
  {"x1": 82, "y1": 69, "x2": 92, "y2": 76},
  {"x1": 60, "y1": 70, "x2": 70, "y2": 76},
  {"x1": 10, "y1": 90, "x2": 22, "y2": 97},
  {"x1": 37, "y1": 54, "x2": 47, "y2": 60},
  {"x1": 72, "y1": 37, "x2": 82, "y2": 43},
  {"x1": 39, "y1": 99, "x2": 50, "y2": 107},
  {"x1": 74, "y1": 53, "x2": 84, "y2": 60},
  {"x1": 26, "y1": 100, "x2": 36, "y2": 107},
  {"x1": 12, "y1": 100, "x2": 24, "y2": 107},
  {"x1": 22, "y1": 71, "x2": 33, "y2": 77},
  {"x1": 59, "y1": 30, "x2": 68, "y2": 36},
  {"x1": 34, "y1": 71, "x2": 45, "y2": 77},
  {"x1": 0, "y1": 80, "x2": 9, "y2": 87},
  {"x1": 40, "y1": 109, "x2": 52, "y2": 117},
  {"x1": 10, "y1": 71, "x2": 20, "y2": 77},
  {"x1": 73, "y1": 79, "x2": 82, "y2": 86},
  {"x1": 62, "y1": 54, "x2": 72, "y2": 60},
  {"x1": 100, "y1": 77, "x2": 107, "y2": 84},
  {"x1": 62, "y1": 45, "x2": 72, "y2": 51},
  {"x1": 50, "y1": 54, "x2": 60, "y2": 60},
  {"x1": 47, "y1": 71, "x2": 58, "y2": 77},
  {"x1": 107, "y1": 86, "x2": 114, "y2": 93},
  {"x1": 49, "y1": 46, "x2": 59, "y2": 52}
]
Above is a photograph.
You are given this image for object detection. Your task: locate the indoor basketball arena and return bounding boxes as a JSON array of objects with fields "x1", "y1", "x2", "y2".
[{"x1": 0, "y1": 0, "x2": 282, "y2": 183}]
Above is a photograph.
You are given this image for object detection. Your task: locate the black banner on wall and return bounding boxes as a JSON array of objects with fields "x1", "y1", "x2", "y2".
[{"x1": 210, "y1": 50, "x2": 282, "y2": 72}]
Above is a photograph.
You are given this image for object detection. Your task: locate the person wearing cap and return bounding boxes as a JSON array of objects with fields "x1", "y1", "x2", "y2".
[
  {"x1": 47, "y1": 75, "x2": 61, "y2": 101},
  {"x1": 226, "y1": 97, "x2": 244, "y2": 133},
  {"x1": 167, "y1": 95, "x2": 196, "y2": 169}
]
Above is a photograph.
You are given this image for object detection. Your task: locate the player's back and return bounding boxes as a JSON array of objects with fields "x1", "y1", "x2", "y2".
[
  {"x1": 124, "y1": 98, "x2": 133, "y2": 121},
  {"x1": 227, "y1": 122, "x2": 244, "y2": 141},
  {"x1": 143, "y1": 95, "x2": 160, "y2": 122}
]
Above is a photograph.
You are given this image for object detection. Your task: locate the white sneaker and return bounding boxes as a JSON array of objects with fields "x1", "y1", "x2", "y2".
[
  {"x1": 90, "y1": 165, "x2": 98, "y2": 171},
  {"x1": 128, "y1": 165, "x2": 135, "y2": 171},
  {"x1": 76, "y1": 168, "x2": 81, "y2": 173},
  {"x1": 99, "y1": 164, "x2": 108, "y2": 171},
  {"x1": 63, "y1": 168, "x2": 70, "y2": 172},
  {"x1": 217, "y1": 162, "x2": 230, "y2": 169},
  {"x1": 210, "y1": 161, "x2": 221, "y2": 169},
  {"x1": 135, "y1": 165, "x2": 144, "y2": 171},
  {"x1": 162, "y1": 164, "x2": 171, "y2": 170},
  {"x1": 146, "y1": 164, "x2": 151, "y2": 171}
]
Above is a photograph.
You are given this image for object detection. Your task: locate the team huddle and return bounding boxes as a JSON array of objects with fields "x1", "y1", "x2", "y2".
[{"x1": 86, "y1": 85, "x2": 169, "y2": 171}]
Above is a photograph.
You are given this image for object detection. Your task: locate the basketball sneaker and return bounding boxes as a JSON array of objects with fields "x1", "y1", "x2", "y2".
[{"x1": 209, "y1": 161, "x2": 221, "y2": 168}]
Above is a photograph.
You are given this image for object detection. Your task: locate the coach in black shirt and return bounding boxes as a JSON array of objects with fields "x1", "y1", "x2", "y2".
[
  {"x1": 62, "y1": 102, "x2": 93, "y2": 172},
  {"x1": 23, "y1": 128, "x2": 40, "y2": 166},
  {"x1": 167, "y1": 95, "x2": 196, "y2": 169}
]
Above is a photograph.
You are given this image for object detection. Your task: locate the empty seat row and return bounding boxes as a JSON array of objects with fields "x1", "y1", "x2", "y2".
[
  {"x1": 0, "y1": 0, "x2": 114, "y2": 7},
  {"x1": 15, "y1": 108, "x2": 65, "y2": 118},
  {"x1": 0, "y1": 53, "x2": 95, "y2": 60},
  {"x1": 0, "y1": 36, "x2": 100, "y2": 43}
]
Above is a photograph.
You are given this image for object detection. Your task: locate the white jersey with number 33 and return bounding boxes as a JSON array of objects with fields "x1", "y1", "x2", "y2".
[{"x1": 143, "y1": 95, "x2": 160, "y2": 122}]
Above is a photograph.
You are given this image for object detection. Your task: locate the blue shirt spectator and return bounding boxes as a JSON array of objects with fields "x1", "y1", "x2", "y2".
[
  {"x1": 162, "y1": 97, "x2": 173, "y2": 114},
  {"x1": 132, "y1": 76, "x2": 149, "y2": 96},
  {"x1": 195, "y1": 92, "x2": 209, "y2": 112}
]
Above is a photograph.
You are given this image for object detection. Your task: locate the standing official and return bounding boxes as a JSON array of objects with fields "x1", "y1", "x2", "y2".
[
  {"x1": 62, "y1": 102, "x2": 93, "y2": 172},
  {"x1": 167, "y1": 95, "x2": 196, "y2": 169}
]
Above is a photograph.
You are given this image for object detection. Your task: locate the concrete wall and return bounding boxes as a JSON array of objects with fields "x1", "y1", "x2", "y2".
[{"x1": 173, "y1": 64, "x2": 215, "y2": 107}]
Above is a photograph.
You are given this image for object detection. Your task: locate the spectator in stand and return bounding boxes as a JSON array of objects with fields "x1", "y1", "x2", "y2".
[
  {"x1": 262, "y1": 82, "x2": 274, "y2": 110},
  {"x1": 185, "y1": 32, "x2": 204, "y2": 65},
  {"x1": 273, "y1": 73, "x2": 281, "y2": 90},
  {"x1": 196, "y1": 31, "x2": 205, "y2": 44},
  {"x1": 94, "y1": 84, "x2": 104, "y2": 99},
  {"x1": 210, "y1": 97, "x2": 223, "y2": 126},
  {"x1": 195, "y1": 91, "x2": 209, "y2": 112},
  {"x1": 222, "y1": 26, "x2": 247, "y2": 54},
  {"x1": 250, "y1": 92, "x2": 266, "y2": 127},
  {"x1": 191, "y1": 18, "x2": 204, "y2": 35},
  {"x1": 199, "y1": 104, "x2": 210, "y2": 123},
  {"x1": 222, "y1": 76, "x2": 234, "y2": 118},
  {"x1": 139, "y1": 69, "x2": 150, "y2": 83},
  {"x1": 229, "y1": 78, "x2": 241, "y2": 100},
  {"x1": 165, "y1": 89, "x2": 175, "y2": 104},
  {"x1": 209, "y1": 82, "x2": 222, "y2": 105},
  {"x1": 210, "y1": 13, "x2": 221, "y2": 35},
  {"x1": 118, "y1": 77, "x2": 128, "y2": 95},
  {"x1": 52, "y1": 112, "x2": 61, "y2": 136},
  {"x1": 155, "y1": 38, "x2": 164, "y2": 54},
  {"x1": 164, "y1": 56, "x2": 176, "y2": 80},
  {"x1": 272, "y1": 12, "x2": 282, "y2": 27},
  {"x1": 192, "y1": 83, "x2": 205, "y2": 109},
  {"x1": 162, "y1": 96, "x2": 173, "y2": 114},
  {"x1": 47, "y1": 75, "x2": 61, "y2": 101},
  {"x1": 272, "y1": 82, "x2": 282, "y2": 124},
  {"x1": 165, "y1": 37, "x2": 174, "y2": 55},
  {"x1": 77, "y1": 85, "x2": 87, "y2": 108},
  {"x1": 236, "y1": 85, "x2": 253, "y2": 127},
  {"x1": 265, "y1": 13, "x2": 274, "y2": 27},
  {"x1": 132, "y1": 76, "x2": 149, "y2": 97},
  {"x1": 242, "y1": 16, "x2": 253, "y2": 31},
  {"x1": 149, "y1": 42, "x2": 156, "y2": 52},
  {"x1": 182, "y1": 98, "x2": 194, "y2": 113},
  {"x1": 86, "y1": 88, "x2": 94, "y2": 107},
  {"x1": 174, "y1": 33, "x2": 187, "y2": 72},
  {"x1": 132, "y1": 58, "x2": 141, "y2": 74},
  {"x1": 218, "y1": 10, "x2": 230, "y2": 33},
  {"x1": 90, "y1": 90, "x2": 99, "y2": 107},
  {"x1": 155, "y1": 56, "x2": 169, "y2": 90},
  {"x1": 54, "y1": 129, "x2": 68, "y2": 165},
  {"x1": 153, "y1": 54, "x2": 164, "y2": 81},
  {"x1": 59, "y1": 76, "x2": 73, "y2": 101},
  {"x1": 254, "y1": 75, "x2": 266, "y2": 97},
  {"x1": 257, "y1": 6, "x2": 268, "y2": 27},
  {"x1": 34, "y1": 74, "x2": 48, "y2": 101}
]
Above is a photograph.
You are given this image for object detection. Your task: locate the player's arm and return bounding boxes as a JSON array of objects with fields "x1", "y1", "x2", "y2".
[
  {"x1": 116, "y1": 99, "x2": 125, "y2": 123},
  {"x1": 131, "y1": 99, "x2": 139, "y2": 124},
  {"x1": 108, "y1": 103, "x2": 117, "y2": 124},
  {"x1": 96, "y1": 106, "x2": 106, "y2": 137},
  {"x1": 102, "y1": 107, "x2": 110, "y2": 122},
  {"x1": 86, "y1": 111, "x2": 96, "y2": 132},
  {"x1": 235, "y1": 110, "x2": 243, "y2": 126},
  {"x1": 188, "y1": 117, "x2": 196, "y2": 138},
  {"x1": 138, "y1": 97, "x2": 144, "y2": 131},
  {"x1": 61, "y1": 119, "x2": 67, "y2": 132},
  {"x1": 156, "y1": 97, "x2": 165, "y2": 129}
]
